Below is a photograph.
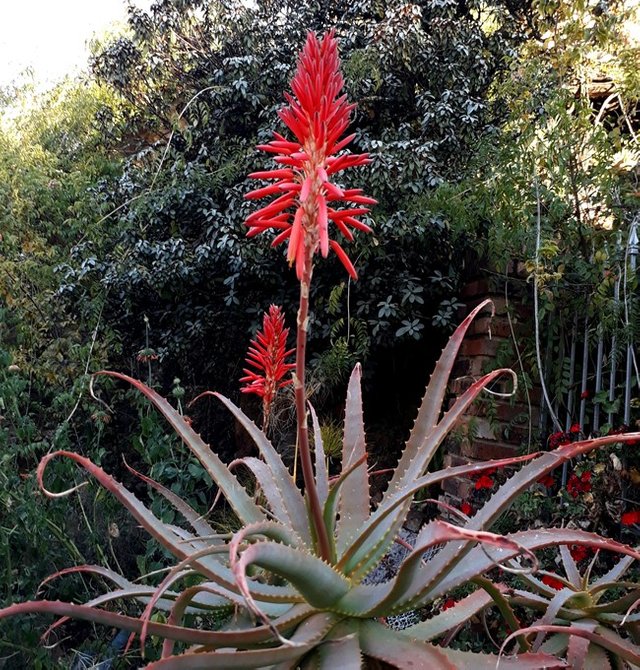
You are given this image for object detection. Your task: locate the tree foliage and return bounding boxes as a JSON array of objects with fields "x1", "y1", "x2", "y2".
[{"x1": 59, "y1": 0, "x2": 538, "y2": 399}]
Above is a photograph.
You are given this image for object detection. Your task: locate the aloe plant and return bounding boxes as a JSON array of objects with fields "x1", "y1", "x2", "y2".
[
  {"x1": 3, "y1": 29, "x2": 640, "y2": 669},
  {"x1": 3, "y1": 296, "x2": 640, "y2": 668},
  {"x1": 501, "y1": 545, "x2": 640, "y2": 668}
]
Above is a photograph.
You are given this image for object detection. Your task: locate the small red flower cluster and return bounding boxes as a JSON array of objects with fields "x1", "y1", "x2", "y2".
[
  {"x1": 537, "y1": 473, "x2": 555, "y2": 488},
  {"x1": 442, "y1": 598, "x2": 456, "y2": 611},
  {"x1": 541, "y1": 575, "x2": 564, "y2": 590},
  {"x1": 548, "y1": 431, "x2": 572, "y2": 449},
  {"x1": 567, "y1": 471, "x2": 592, "y2": 498},
  {"x1": 136, "y1": 347, "x2": 159, "y2": 363},
  {"x1": 621, "y1": 510, "x2": 640, "y2": 526},
  {"x1": 475, "y1": 474, "x2": 495, "y2": 490},
  {"x1": 460, "y1": 501, "x2": 473, "y2": 516},
  {"x1": 569, "y1": 544, "x2": 591, "y2": 563},
  {"x1": 472, "y1": 467, "x2": 496, "y2": 491},
  {"x1": 569, "y1": 423, "x2": 581, "y2": 434},
  {"x1": 240, "y1": 305, "x2": 295, "y2": 416}
]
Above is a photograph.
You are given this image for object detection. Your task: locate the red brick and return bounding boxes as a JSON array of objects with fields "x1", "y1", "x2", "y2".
[
  {"x1": 467, "y1": 316, "x2": 515, "y2": 340},
  {"x1": 449, "y1": 376, "x2": 474, "y2": 396},
  {"x1": 460, "y1": 279, "x2": 492, "y2": 298},
  {"x1": 461, "y1": 438, "x2": 519, "y2": 461},
  {"x1": 444, "y1": 453, "x2": 472, "y2": 468},
  {"x1": 441, "y1": 476, "x2": 475, "y2": 498},
  {"x1": 460, "y1": 337, "x2": 506, "y2": 359},
  {"x1": 466, "y1": 355, "x2": 496, "y2": 377}
]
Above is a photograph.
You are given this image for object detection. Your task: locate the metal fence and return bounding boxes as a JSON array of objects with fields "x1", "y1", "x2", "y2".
[{"x1": 538, "y1": 216, "x2": 639, "y2": 483}]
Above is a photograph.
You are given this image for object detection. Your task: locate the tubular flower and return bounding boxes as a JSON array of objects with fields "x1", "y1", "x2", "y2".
[
  {"x1": 244, "y1": 30, "x2": 376, "y2": 280},
  {"x1": 240, "y1": 305, "x2": 295, "y2": 427}
]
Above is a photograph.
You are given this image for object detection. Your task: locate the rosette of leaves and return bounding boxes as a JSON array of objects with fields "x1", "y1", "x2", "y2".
[
  {"x1": 504, "y1": 545, "x2": 640, "y2": 668},
  {"x1": 2, "y1": 300, "x2": 640, "y2": 669}
]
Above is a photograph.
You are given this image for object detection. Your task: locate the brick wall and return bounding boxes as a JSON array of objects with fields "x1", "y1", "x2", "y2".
[{"x1": 442, "y1": 275, "x2": 539, "y2": 508}]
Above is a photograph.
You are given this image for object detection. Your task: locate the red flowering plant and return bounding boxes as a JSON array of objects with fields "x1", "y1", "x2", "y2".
[
  {"x1": 547, "y1": 430, "x2": 573, "y2": 449},
  {"x1": 460, "y1": 501, "x2": 474, "y2": 516},
  {"x1": 244, "y1": 29, "x2": 375, "y2": 282},
  {"x1": 239, "y1": 304, "x2": 295, "y2": 433},
  {"x1": 621, "y1": 510, "x2": 640, "y2": 526},
  {"x1": 4, "y1": 30, "x2": 640, "y2": 670},
  {"x1": 566, "y1": 470, "x2": 593, "y2": 499}
]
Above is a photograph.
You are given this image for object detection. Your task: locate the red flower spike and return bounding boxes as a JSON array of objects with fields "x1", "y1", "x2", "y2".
[
  {"x1": 621, "y1": 510, "x2": 640, "y2": 526},
  {"x1": 240, "y1": 305, "x2": 295, "y2": 428},
  {"x1": 245, "y1": 30, "x2": 376, "y2": 280}
]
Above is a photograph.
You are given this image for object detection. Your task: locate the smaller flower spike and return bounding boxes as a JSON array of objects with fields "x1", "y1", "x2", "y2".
[
  {"x1": 245, "y1": 30, "x2": 376, "y2": 280},
  {"x1": 240, "y1": 305, "x2": 295, "y2": 431}
]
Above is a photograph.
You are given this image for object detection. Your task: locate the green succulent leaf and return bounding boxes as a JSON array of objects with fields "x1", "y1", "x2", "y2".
[
  {"x1": 230, "y1": 456, "x2": 304, "y2": 536},
  {"x1": 359, "y1": 620, "x2": 567, "y2": 669},
  {"x1": 388, "y1": 298, "x2": 494, "y2": 493},
  {"x1": 583, "y1": 644, "x2": 612, "y2": 669},
  {"x1": 232, "y1": 540, "x2": 350, "y2": 612},
  {"x1": 359, "y1": 619, "x2": 460, "y2": 669},
  {"x1": 308, "y1": 402, "x2": 329, "y2": 508},
  {"x1": 397, "y1": 586, "x2": 497, "y2": 642},
  {"x1": 586, "y1": 587, "x2": 640, "y2": 618},
  {"x1": 559, "y1": 544, "x2": 582, "y2": 587},
  {"x1": 0, "y1": 600, "x2": 311, "y2": 648},
  {"x1": 144, "y1": 612, "x2": 339, "y2": 669},
  {"x1": 337, "y1": 363, "x2": 370, "y2": 555},
  {"x1": 96, "y1": 372, "x2": 263, "y2": 526},
  {"x1": 566, "y1": 620, "x2": 598, "y2": 669},
  {"x1": 322, "y1": 452, "x2": 368, "y2": 563},
  {"x1": 532, "y1": 588, "x2": 587, "y2": 652},
  {"x1": 592, "y1": 555, "x2": 636, "y2": 589},
  {"x1": 123, "y1": 458, "x2": 218, "y2": 539},
  {"x1": 315, "y1": 619, "x2": 362, "y2": 669},
  {"x1": 209, "y1": 392, "x2": 312, "y2": 544}
]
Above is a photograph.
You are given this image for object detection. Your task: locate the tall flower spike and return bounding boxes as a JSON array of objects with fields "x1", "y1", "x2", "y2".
[
  {"x1": 245, "y1": 30, "x2": 376, "y2": 280},
  {"x1": 240, "y1": 305, "x2": 295, "y2": 431}
]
